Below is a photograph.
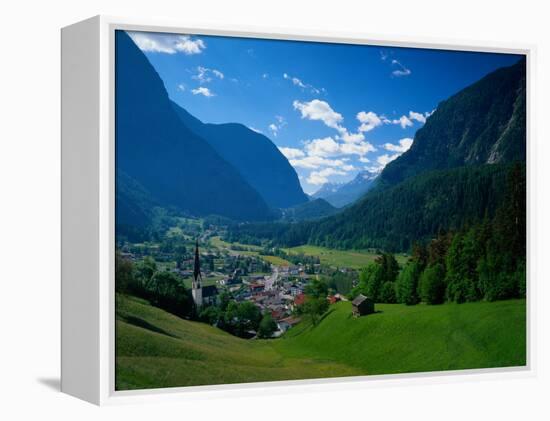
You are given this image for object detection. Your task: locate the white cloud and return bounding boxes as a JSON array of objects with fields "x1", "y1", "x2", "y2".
[
  {"x1": 269, "y1": 123, "x2": 279, "y2": 136},
  {"x1": 192, "y1": 66, "x2": 224, "y2": 84},
  {"x1": 386, "y1": 110, "x2": 432, "y2": 128},
  {"x1": 359, "y1": 156, "x2": 370, "y2": 163},
  {"x1": 392, "y1": 115, "x2": 413, "y2": 128},
  {"x1": 249, "y1": 126, "x2": 263, "y2": 134},
  {"x1": 177, "y1": 83, "x2": 186, "y2": 92},
  {"x1": 278, "y1": 147, "x2": 305, "y2": 159},
  {"x1": 284, "y1": 73, "x2": 322, "y2": 94},
  {"x1": 191, "y1": 87, "x2": 215, "y2": 97},
  {"x1": 304, "y1": 137, "x2": 341, "y2": 157},
  {"x1": 340, "y1": 142, "x2": 376, "y2": 156},
  {"x1": 338, "y1": 130, "x2": 366, "y2": 144},
  {"x1": 293, "y1": 99, "x2": 343, "y2": 130},
  {"x1": 290, "y1": 156, "x2": 348, "y2": 170},
  {"x1": 408, "y1": 111, "x2": 426, "y2": 124},
  {"x1": 128, "y1": 32, "x2": 206, "y2": 55},
  {"x1": 268, "y1": 116, "x2": 286, "y2": 137},
  {"x1": 391, "y1": 59, "x2": 412, "y2": 77},
  {"x1": 377, "y1": 153, "x2": 400, "y2": 166},
  {"x1": 212, "y1": 69, "x2": 224, "y2": 79},
  {"x1": 303, "y1": 136, "x2": 376, "y2": 159},
  {"x1": 307, "y1": 168, "x2": 348, "y2": 185},
  {"x1": 365, "y1": 153, "x2": 401, "y2": 174},
  {"x1": 262, "y1": 73, "x2": 269, "y2": 79},
  {"x1": 357, "y1": 111, "x2": 383, "y2": 132},
  {"x1": 384, "y1": 138, "x2": 413, "y2": 153}
]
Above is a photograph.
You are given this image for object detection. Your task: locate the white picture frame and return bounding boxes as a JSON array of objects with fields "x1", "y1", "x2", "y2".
[{"x1": 61, "y1": 15, "x2": 535, "y2": 406}]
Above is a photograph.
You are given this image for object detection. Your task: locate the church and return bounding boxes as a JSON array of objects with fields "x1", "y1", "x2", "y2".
[{"x1": 191, "y1": 240, "x2": 218, "y2": 307}]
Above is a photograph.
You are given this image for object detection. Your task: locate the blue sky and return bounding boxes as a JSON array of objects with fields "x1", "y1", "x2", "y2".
[{"x1": 127, "y1": 31, "x2": 522, "y2": 194}]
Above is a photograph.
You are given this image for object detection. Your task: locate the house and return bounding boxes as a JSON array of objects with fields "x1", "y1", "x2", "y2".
[
  {"x1": 278, "y1": 316, "x2": 301, "y2": 331},
  {"x1": 294, "y1": 293, "x2": 307, "y2": 306},
  {"x1": 328, "y1": 294, "x2": 341, "y2": 305},
  {"x1": 352, "y1": 294, "x2": 374, "y2": 316},
  {"x1": 201, "y1": 285, "x2": 219, "y2": 306}
]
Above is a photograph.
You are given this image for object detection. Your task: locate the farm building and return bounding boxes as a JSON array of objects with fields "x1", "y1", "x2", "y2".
[{"x1": 352, "y1": 294, "x2": 374, "y2": 316}]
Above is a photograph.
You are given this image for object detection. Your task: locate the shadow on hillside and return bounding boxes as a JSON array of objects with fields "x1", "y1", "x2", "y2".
[
  {"x1": 122, "y1": 315, "x2": 178, "y2": 338},
  {"x1": 346, "y1": 310, "x2": 384, "y2": 320},
  {"x1": 318, "y1": 309, "x2": 335, "y2": 323}
]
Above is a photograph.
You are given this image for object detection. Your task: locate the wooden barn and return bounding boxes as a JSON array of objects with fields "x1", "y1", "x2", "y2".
[{"x1": 352, "y1": 294, "x2": 374, "y2": 316}]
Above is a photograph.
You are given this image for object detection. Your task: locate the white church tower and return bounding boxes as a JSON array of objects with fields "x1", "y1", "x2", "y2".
[{"x1": 191, "y1": 240, "x2": 203, "y2": 307}]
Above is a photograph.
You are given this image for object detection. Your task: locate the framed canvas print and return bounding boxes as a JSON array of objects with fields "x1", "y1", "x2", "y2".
[{"x1": 61, "y1": 16, "x2": 532, "y2": 405}]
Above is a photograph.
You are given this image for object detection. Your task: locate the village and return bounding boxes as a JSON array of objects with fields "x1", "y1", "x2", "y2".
[
  {"x1": 178, "y1": 243, "x2": 349, "y2": 337},
  {"x1": 118, "y1": 233, "x2": 361, "y2": 338}
]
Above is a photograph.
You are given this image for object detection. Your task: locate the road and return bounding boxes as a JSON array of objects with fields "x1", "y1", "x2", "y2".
[{"x1": 264, "y1": 265, "x2": 279, "y2": 291}]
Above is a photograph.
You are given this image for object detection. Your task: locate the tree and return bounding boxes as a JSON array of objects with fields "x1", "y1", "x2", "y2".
[
  {"x1": 419, "y1": 263, "x2": 446, "y2": 304},
  {"x1": 258, "y1": 313, "x2": 278, "y2": 338},
  {"x1": 199, "y1": 305, "x2": 221, "y2": 325},
  {"x1": 135, "y1": 256, "x2": 157, "y2": 284},
  {"x1": 428, "y1": 231, "x2": 453, "y2": 266},
  {"x1": 298, "y1": 297, "x2": 329, "y2": 326},
  {"x1": 305, "y1": 278, "x2": 328, "y2": 299},
  {"x1": 115, "y1": 251, "x2": 133, "y2": 293},
  {"x1": 145, "y1": 271, "x2": 193, "y2": 318},
  {"x1": 444, "y1": 229, "x2": 481, "y2": 303},
  {"x1": 376, "y1": 253, "x2": 399, "y2": 284},
  {"x1": 352, "y1": 263, "x2": 384, "y2": 301},
  {"x1": 223, "y1": 301, "x2": 261, "y2": 337},
  {"x1": 379, "y1": 281, "x2": 397, "y2": 303},
  {"x1": 411, "y1": 242, "x2": 428, "y2": 270},
  {"x1": 396, "y1": 261, "x2": 421, "y2": 305}
]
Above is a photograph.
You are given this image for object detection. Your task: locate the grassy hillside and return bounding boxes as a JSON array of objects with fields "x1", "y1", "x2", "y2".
[
  {"x1": 116, "y1": 296, "x2": 357, "y2": 390},
  {"x1": 116, "y1": 295, "x2": 526, "y2": 390},
  {"x1": 276, "y1": 300, "x2": 526, "y2": 375},
  {"x1": 284, "y1": 245, "x2": 408, "y2": 269}
]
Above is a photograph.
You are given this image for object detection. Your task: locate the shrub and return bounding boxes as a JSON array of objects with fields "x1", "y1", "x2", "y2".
[
  {"x1": 419, "y1": 264, "x2": 446, "y2": 304},
  {"x1": 258, "y1": 313, "x2": 278, "y2": 338}
]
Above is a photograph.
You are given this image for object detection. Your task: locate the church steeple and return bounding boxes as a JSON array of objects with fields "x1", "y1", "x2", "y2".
[
  {"x1": 191, "y1": 240, "x2": 203, "y2": 307},
  {"x1": 193, "y1": 239, "x2": 201, "y2": 286}
]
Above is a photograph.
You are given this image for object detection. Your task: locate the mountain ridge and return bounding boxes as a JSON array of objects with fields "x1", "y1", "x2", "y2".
[
  {"x1": 115, "y1": 30, "x2": 274, "y2": 224},
  {"x1": 377, "y1": 58, "x2": 526, "y2": 188},
  {"x1": 171, "y1": 103, "x2": 308, "y2": 209},
  {"x1": 313, "y1": 170, "x2": 378, "y2": 208}
]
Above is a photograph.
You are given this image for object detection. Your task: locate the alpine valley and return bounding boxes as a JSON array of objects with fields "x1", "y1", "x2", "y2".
[{"x1": 114, "y1": 30, "x2": 527, "y2": 390}]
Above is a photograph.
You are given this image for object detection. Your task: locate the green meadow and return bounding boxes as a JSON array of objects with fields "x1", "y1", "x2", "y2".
[
  {"x1": 116, "y1": 295, "x2": 526, "y2": 390},
  {"x1": 284, "y1": 245, "x2": 409, "y2": 269}
]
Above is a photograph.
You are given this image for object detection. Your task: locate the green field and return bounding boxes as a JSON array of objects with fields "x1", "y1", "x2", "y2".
[
  {"x1": 284, "y1": 245, "x2": 409, "y2": 269},
  {"x1": 209, "y1": 236, "x2": 263, "y2": 252},
  {"x1": 116, "y1": 295, "x2": 526, "y2": 390},
  {"x1": 209, "y1": 236, "x2": 291, "y2": 266}
]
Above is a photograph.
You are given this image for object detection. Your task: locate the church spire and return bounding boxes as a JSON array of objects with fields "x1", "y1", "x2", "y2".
[{"x1": 193, "y1": 239, "x2": 201, "y2": 287}]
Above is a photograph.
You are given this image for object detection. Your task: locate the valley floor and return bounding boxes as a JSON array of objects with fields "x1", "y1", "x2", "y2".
[{"x1": 116, "y1": 295, "x2": 526, "y2": 390}]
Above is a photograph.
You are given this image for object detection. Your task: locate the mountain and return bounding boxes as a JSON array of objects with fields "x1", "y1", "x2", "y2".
[
  {"x1": 227, "y1": 60, "x2": 527, "y2": 251},
  {"x1": 115, "y1": 171, "x2": 156, "y2": 228},
  {"x1": 171, "y1": 103, "x2": 308, "y2": 209},
  {"x1": 280, "y1": 198, "x2": 338, "y2": 222},
  {"x1": 312, "y1": 170, "x2": 378, "y2": 208},
  {"x1": 229, "y1": 164, "x2": 523, "y2": 251},
  {"x1": 115, "y1": 31, "x2": 273, "y2": 223},
  {"x1": 378, "y1": 58, "x2": 526, "y2": 187}
]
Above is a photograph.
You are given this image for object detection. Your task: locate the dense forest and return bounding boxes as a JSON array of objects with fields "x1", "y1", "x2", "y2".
[
  {"x1": 351, "y1": 164, "x2": 526, "y2": 304},
  {"x1": 227, "y1": 163, "x2": 524, "y2": 252}
]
